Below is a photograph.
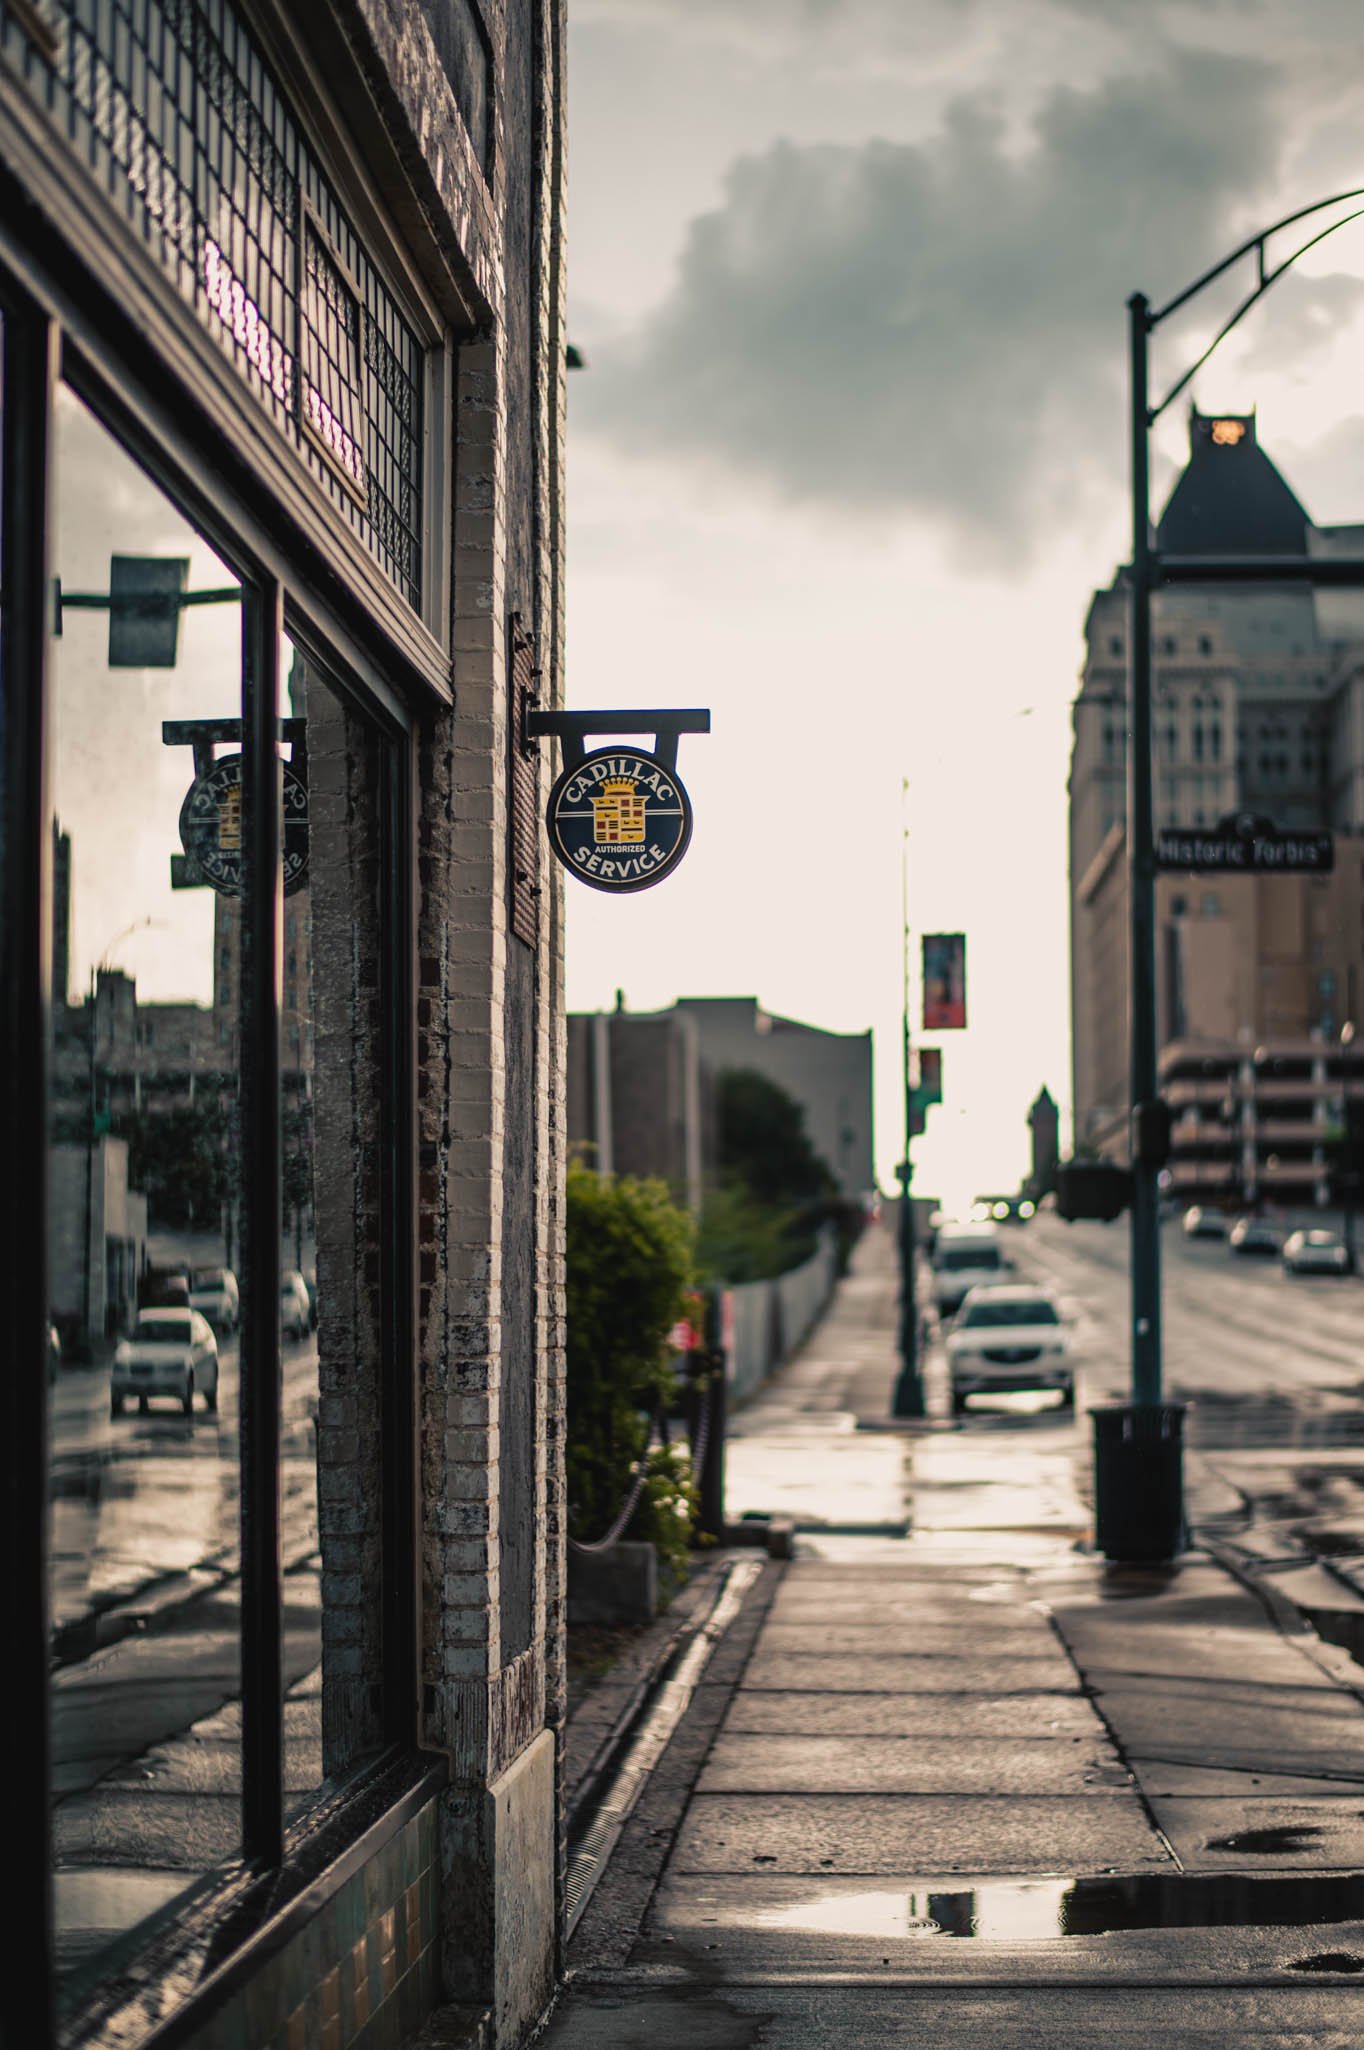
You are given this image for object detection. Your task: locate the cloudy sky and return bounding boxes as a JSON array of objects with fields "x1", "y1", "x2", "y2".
[{"x1": 561, "y1": 0, "x2": 1364, "y2": 1206}]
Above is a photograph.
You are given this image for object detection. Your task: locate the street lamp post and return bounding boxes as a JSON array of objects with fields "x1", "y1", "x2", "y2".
[{"x1": 1101, "y1": 190, "x2": 1364, "y2": 1561}]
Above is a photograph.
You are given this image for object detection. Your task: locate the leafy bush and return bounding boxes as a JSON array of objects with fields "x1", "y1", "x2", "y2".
[{"x1": 565, "y1": 1163, "x2": 695, "y2": 1557}]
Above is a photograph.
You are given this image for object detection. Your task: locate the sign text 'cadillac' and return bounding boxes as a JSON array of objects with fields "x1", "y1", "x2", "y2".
[
  {"x1": 546, "y1": 746, "x2": 693, "y2": 892},
  {"x1": 1155, "y1": 812, "x2": 1334, "y2": 875}
]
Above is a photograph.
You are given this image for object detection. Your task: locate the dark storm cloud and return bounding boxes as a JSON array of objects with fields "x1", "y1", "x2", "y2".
[{"x1": 572, "y1": 46, "x2": 1345, "y2": 560}]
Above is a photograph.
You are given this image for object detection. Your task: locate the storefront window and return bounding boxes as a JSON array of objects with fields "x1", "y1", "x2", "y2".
[
  {"x1": 47, "y1": 386, "x2": 245, "y2": 1985},
  {"x1": 45, "y1": 393, "x2": 398, "y2": 1998}
]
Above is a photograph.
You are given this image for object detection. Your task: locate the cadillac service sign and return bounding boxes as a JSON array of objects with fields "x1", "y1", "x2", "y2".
[{"x1": 546, "y1": 747, "x2": 693, "y2": 893}]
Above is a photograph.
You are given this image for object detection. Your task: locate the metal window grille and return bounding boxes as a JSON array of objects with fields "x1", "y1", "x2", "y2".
[{"x1": 0, "y1": 0, "x2": 425, "y2": 607}]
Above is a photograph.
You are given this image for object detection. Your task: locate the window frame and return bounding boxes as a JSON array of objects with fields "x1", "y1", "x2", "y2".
[{"x1": 0, "y1": 214, "x2": 426, "y2": 2042}]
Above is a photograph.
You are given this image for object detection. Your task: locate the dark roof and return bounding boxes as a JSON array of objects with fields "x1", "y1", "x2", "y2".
[{"x1": 1156, "y1": 409, "x2": 1309, "y2": 558}]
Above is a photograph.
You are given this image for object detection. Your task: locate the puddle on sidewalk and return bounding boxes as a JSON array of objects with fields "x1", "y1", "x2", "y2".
[{"x1": 740, "y1": 1871, "x2": 1364, "y2": 1940}]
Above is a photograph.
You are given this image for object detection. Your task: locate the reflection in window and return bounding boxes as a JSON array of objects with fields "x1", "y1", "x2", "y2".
[{"x1": 48, "y1": 388, "x2": 244, "y2": 1985}]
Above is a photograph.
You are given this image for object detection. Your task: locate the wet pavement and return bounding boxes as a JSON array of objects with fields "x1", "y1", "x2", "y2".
[{"x1": 545, "y1": 1222, "x2": 1364, "y2": 2047}]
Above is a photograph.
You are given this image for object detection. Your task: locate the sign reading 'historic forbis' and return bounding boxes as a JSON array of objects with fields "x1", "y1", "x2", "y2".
[{"x1": 545, "y1": 747, "x2": 693, "y2": 893}]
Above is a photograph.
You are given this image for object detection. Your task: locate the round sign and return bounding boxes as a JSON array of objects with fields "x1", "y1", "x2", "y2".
[
  {"x1": 546, "y1": 747, "x2": 693, "y2": 893},
  {"x1": 178, "y1": 752, "x2": 310, "y2": 897}
]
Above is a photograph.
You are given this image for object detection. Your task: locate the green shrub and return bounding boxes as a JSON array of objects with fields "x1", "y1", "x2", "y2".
[{"x1": 565, "y1": 1163, "x2": 695, "y2": 1557}]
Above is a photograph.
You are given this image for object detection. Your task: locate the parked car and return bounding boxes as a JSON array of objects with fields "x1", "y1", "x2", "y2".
[
  {"x1": 1229, "y1": 1216, "x2": 1281, "y2": 1257},
  {"x1": 1282, "y1": 1228, "x2": 1352, "y2": 1276},
  {"x1": 945, "y1": 1284, "x2": 1073, "y2": 1414},
  {"x1": 1181, "y1": 1205, "x2": 1228, "y2": 1240},
  {"x1": 111, "y1": 1307, "x2": 219, "y2": 1416},
  {"x1": 281, "y1": 1270, "x2": 311, "y2": 1339},
  {"x1": 189, "y1": 1266, "x2": 239, "y2": 1332},
  {"x1": 931, "y1": 1225, "x2": 1011, "y2": 1319}
]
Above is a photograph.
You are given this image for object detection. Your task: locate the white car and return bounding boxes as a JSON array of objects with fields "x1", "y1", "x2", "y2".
[
  {"x1": 112, "y1": 1308, "x2": 219, "y2": 1416},
  {"x1": 1282, "y1": 1228, "x2": 1352, "y2": 1276},
  {"x1": 931, "y1": 1226, "x2": 1010, "y2": 1319},
  {"x1": 1181, "y1": 1205, "x2": 1227, "y2": 1240},
  {"x1": 189, "y1": 1265, "x2": 239, "y2": 1331},
  {"x1": 946, "y1": 1284, "x2": 1073, "y2": 1414},
  {"x1": 281, "y1": 1270, "x2": 311, "y2": 1339}
]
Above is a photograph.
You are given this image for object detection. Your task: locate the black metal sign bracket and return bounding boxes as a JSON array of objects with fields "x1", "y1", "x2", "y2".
[{"x1": 524, "y1": 707, "x2": 710, "y2": 775}]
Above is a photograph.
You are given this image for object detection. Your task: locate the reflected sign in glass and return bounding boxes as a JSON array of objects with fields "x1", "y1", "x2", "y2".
[{"x1": 922, "y1": 933, "x2": 967, "y2": 1031}]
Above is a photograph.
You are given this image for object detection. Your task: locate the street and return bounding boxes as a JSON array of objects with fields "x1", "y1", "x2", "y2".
[
  {"x1": 550, "y1": 1215, "x2": 1364, "y2": 2048},
  {"x1": 50, "y1": 1328, "x2": 323, "y2": 1639}
]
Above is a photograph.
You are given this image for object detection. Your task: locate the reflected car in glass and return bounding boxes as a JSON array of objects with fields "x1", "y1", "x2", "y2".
[
  {"x1": 1181, "y1": 1205, "x2": 1228, "y2": 1240},
  {"x1": 1228, "y1": 1216, "x2": 1281, "y2": 1258},
  {"x1": 945, "y1": 1284, "x2": 1073, "y2": 1414},
  {"x1": 111, "y1": 1308, "x2": 219, "y2": 1416},
  {"x1": 1282, "y1": 1228, "x2": 1352, "y2": 1276},
  {"x1": 188, "y1": 1266, "x2": 239, "y2": 1332},
  {"x1": 281, "y1": 1271, "x2": 312, "y2": 1340}
]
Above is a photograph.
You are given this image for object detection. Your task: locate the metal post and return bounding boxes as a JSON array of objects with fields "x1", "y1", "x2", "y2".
[
  {"x1": 892, "y1": 792, "x2": 925, "y2": 1418},
  {"x1": 1127, "y1": 291, "x2": 1163, "y2": 1409},
  {"x1": 1092, "y1": 293, "x2": 1185, "y2": 1565}
]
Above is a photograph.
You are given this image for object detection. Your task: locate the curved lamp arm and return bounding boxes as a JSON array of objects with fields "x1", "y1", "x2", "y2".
[{"x1": 1147, "y1": 187, "x2": 1364, "y2": 423}]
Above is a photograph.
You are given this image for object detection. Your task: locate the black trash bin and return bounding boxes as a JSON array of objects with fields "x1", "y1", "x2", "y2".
[{"x1": 1092, "y1": 1403, "x2": 1186, "y2": 1562}]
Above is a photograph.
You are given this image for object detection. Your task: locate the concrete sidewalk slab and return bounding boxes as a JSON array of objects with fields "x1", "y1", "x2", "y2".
[
  {"x1": 1152, "y1": 1793, "x2": 1364, "y2": 1871},
  {"x1": 722, "y1": 1690, "x2": 1100, "y2": 1736},
  {"x1": 542, "y1": 1980, "x2": 1364, "y2": 2046},
  {"x1": 672, "y1": 1791, "x2": 1168, "y2": 1876},
  {"x1": 696, "y1": 1733, "x2": 1129, "y2": 1795}
]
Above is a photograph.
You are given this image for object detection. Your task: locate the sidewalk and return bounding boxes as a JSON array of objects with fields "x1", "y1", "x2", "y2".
[{"x1": 545, "y1": 1227, "x2": 1364, "y2": 2047}]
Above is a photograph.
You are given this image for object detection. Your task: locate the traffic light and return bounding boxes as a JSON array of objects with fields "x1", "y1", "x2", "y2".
[{"x1": 1055, "y1": 1158, "x2": 1132, "y2": 1223}]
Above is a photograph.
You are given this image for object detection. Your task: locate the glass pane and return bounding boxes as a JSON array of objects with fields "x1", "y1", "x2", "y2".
[
  {"x1": 48, "y1": 388, "x2": 244, "y2": 1988},
  {"x1": 279, "y1": 636, "x2": 388, "y2": 1818}
]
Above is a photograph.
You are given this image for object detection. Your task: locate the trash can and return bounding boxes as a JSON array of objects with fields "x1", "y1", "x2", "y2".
[{"x1": 1092, "y1": 1403, "x2": 1186, "y2": 1562}]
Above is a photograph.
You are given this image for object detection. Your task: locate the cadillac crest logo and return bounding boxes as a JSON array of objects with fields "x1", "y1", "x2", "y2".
[
  {"x1": 178, "y1": 753, "x2": 310, "y2": 897},
  {"x1": 546, "y1": 747, "x2": 693, "y2": 892}
]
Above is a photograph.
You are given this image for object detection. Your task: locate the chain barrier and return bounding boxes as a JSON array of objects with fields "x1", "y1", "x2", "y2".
[
  {"x1": 567, "y1": 1408, "x2": 663, "y2": 1555},
  {"x1": 567, "y1": 1357, "x2": 718, "y2": 1556},
  {"x1": 688, "y1": 1366, "x2": 713, "y2": 1485}
]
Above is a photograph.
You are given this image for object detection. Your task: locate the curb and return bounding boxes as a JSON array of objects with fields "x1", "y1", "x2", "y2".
[{"x1": 564, "y1": 1554, "x2": 770, "y2": 1938}]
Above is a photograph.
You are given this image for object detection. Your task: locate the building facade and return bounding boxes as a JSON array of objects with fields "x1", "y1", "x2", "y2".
[
  {"x1": 565, "y1": 996, "x2": 876, "y2": 1212},
  {"x1": 565, "y1": 1002, "x2": 709, "y2": 1212},
  {"x1": 0, "y1": 6, "x2": 568, "y2": 2048},
  {"x1": 1070, "y1": 409, "x2": 1364, "y2": 1201}
]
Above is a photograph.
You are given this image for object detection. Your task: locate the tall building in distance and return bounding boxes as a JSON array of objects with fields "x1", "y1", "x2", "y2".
[{"x1": 1070, "y1": 409, "x2": 1364, "y2": 1207}]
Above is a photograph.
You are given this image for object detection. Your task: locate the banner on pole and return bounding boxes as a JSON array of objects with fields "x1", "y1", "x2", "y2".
[{"x1": 922, "y1": 933, "x2": 966, "y2": 1031}]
